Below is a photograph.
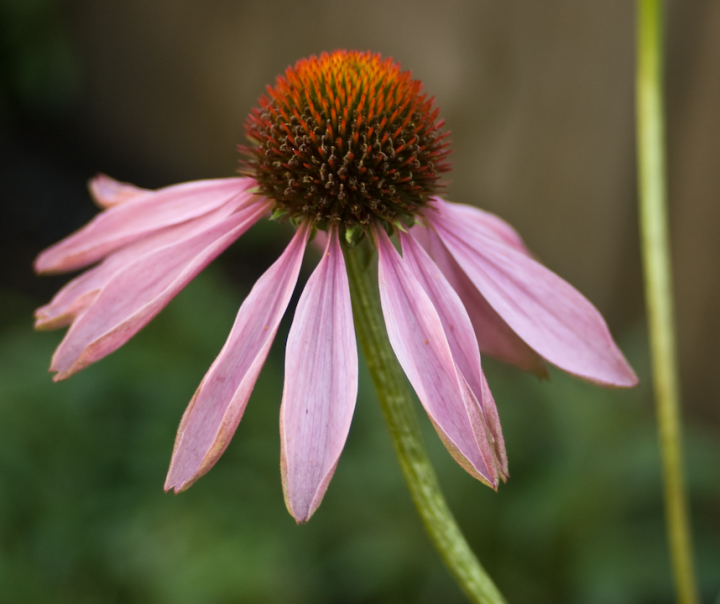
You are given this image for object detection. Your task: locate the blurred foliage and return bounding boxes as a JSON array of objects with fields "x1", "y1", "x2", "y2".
[
  {"x1": 1, "y1": 266, "x2": 718, "y2": 604},
  {"x1": 0, "y1": 0, "x2": 79, "y2": 122}
]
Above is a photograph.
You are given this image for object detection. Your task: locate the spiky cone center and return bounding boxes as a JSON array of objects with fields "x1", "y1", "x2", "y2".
[{"x1": 241, "y1": 50, "x2": 451, "y2": 232}]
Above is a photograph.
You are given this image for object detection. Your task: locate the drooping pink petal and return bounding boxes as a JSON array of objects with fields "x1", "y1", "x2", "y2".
[
  {"x1": 432, "y1": 203, "x2": 638, "y2": 387},
  {"x1": 280, "y1": 227, "x2": 357, "y2": 522},
  {"x1": 165, "y1": 224, "x2": 310, "y2": 493},
  {"x1": 375, "y1": 227, "x2": 499, "y2": 487},
  {"x1": 35, "y1": 198, "x2": 250, "y2": 330},
  {"x1": 400, "y1": 230, "x2": 507, "y2": 478},
  {"x1": 416, "y1": 224, "x2": 547, "y2": 376},
  {"x1": 88, "y1": 174, "x2": 152, "y2": 208},
  {"x1": 49, "y1": 199, "x2": 270, "y2": 380},
  {"x1": 35, "y1": 177, "x2": 256, "y2": 274}
]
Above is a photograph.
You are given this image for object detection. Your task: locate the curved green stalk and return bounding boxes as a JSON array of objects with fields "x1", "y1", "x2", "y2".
[
  {"x1": 344, "y1": 242, "x2": 507, "y2": 604},
  {"x1": 636, "y1": 1, "x2": 698, "y2": 602}
]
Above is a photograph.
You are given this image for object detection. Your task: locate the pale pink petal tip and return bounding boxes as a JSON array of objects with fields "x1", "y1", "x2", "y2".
[
  {"x1": 431, "y1": 198, "x2": 638, "y2": 389},
  {"x1": 164, "y1": 223, "x2": 310, "y2": 494},
  {"x1": 281, "y1": 226, "x2": 358, "y2": 522},
  {"x1": 88, "y1": 174, "x2": 151, "y2": 208}
]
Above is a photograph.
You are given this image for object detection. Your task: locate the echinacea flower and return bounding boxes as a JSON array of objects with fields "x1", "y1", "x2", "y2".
[{"x1": 35, "y1": 50, "x2": 637, "y2": 523}]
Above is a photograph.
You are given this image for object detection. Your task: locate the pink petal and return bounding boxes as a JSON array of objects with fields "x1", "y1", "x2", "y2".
[
  {"x1": 429, "y1": 197, "x2": 532, "y2": 255},
  {"x1": 400, "y1": 231, "x2": 507, "y2": 478},
  {"x1": 432, "y1": 205, "x2": 638, "y2": 387},
  {"x1": 280, "y1": 227, "x2": 357, "y2": 522},
  {"x1": 35, "y1": 268, "x2": 104, "y2": 331},
  {"x1": 416, "y1": 224, "x2": 547, "y2": 376},
  {"x1": 478, "y1": 370, "x2": 507, "y2": 477},
  {"x1": 311, "y1": 229, "x2": 328, "y2": 252},
  {"x1": 165, "y1": 224, "x2": 310, "y2": 493},
  {"x1": 35, "y1": 177, "x2": 256, "y2": 274},
  {"x1": 375, "y1": 227, "x2": 499, "y2": 487},
  {"x1": 88, "y1": 174, "x2": 152, "y2": 208},
  {"x1": 50, "y1": 199, "x2": 269, "y2": 380},
  {"x1": 35, "y1": 199, "x2": 248, "y2": 330}
]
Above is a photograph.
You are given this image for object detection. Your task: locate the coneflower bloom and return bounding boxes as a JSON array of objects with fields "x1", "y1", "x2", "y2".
[{"x1": 35, "y1": 50, "x2": 637, "y2": 522}]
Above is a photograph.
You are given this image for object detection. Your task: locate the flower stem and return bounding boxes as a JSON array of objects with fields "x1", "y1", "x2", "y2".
[
  {"x1": 344, "y1": 242, "x2": 507, "y2": 604},
  {"x1": 636, "y1": 1, "x2": 698, "y2": 602}
]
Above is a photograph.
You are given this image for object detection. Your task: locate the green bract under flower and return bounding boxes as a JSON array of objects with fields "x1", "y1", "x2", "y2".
[{"x1": 241, "y1": 50, "x2": 451, "y2": 230}]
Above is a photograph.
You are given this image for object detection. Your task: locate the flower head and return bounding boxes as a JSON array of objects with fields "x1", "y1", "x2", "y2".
[
  {"x1": 35, "y1": 50, "x2": 637, "y2": 523},
  {"x1": 241, "y1": 50, "x2": 450, "y2": 230}
]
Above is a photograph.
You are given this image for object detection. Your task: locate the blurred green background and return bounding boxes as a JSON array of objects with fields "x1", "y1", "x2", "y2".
[{"x1": 1, "y1": 1, "x2": 719, "y2": 602}]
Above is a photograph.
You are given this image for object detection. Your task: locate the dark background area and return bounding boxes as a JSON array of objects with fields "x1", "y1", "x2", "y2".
[{"x1": 1, "y1": 1, "x2": 719, "y2": 602}]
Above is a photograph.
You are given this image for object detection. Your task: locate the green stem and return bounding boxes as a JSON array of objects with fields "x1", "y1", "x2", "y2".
[
  {"x1": 344, "y1": 242, "x2": 507, "y2": 604},
  {"x1": 636, "y1": 2, "x2": 698, "y2": 602}
]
